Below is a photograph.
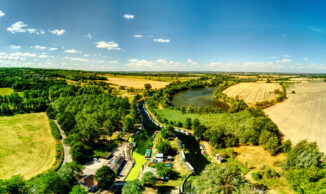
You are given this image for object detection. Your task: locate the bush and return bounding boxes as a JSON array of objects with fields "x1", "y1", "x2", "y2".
[
  {"x1": 122, "y1": 180, "x2": 144, "y2": 194},
  {"x1": 49, "y1": 120, "x2": 62, "y2": 139},
  {"x1": 251, "y1": 172, "x2": 262, "y2": 180},
  {"x1": 141, "y1": 171, "x2": 156, "y2": 186},
  {"x1": 156, "y1": 138, "x2": 172, "y2": 154},
  {"x1": 280, "y1": 139, "x2": 292, "y2": 153},
  {"x1": 265, "y1": 136, "x2": 280, "y2": 155}
]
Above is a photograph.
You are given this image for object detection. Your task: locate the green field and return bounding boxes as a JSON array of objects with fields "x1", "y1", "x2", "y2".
[
  {"x1": 0, "y1": 88, "x2": 14, "y2": 96},
  {"x1": 157, "y1": 108, "x2": 254, "y2": 134},
  {"x1": 0, "y1": 113, "x2": 56, "y2": 179}
]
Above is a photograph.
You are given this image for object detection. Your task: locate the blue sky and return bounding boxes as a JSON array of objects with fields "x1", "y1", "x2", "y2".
[{"x1": 0, "y1": 0, "x2": 326, "y2": 72}]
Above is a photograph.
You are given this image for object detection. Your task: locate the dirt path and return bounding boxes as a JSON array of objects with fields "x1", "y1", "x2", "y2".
[
  {"x1": 53, "y1": 120, "x2": 72, "y2": 164},
  {"x1": 201, "y1": 141, "x2": 218, "y2": 163}
]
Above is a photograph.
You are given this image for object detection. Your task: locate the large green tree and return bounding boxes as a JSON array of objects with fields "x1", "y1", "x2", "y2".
[
  {"x1": 95, "y1": 166, "x2": 116, "y2": 188},
  {"x1": 122, "y1": 180, "x2": 144, "y2": 194},
  {"x1": 192, "y1": 164, "x2": 245, "y2": 194}
]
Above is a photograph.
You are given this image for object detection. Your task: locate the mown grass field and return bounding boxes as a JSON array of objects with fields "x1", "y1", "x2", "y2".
[
  {"x1": 157, "y1": 108, "x2": 254, "y2": 133},
  {"x1": 125, "y1": 152, "x2": 147, "y2": 181},
  {"x1": 0, "y1": 113, "x2": 56, "y2": 179},
  {"x1": 0, "y1": 88, "x2": 14, "y2": 96}
]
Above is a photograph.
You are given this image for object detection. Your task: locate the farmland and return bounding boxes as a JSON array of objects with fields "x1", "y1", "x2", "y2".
[
  {"x1": 0, "y1": 113, "x2": 56, "y2": 179},
  {"x1": 104, "y1": 74, "x2": 169, "y2": 89},
  {"x1": 223, "y1": 82, "x2": 282, "y2": 106},
  {"x1": 265, "y1": 82, "x2": 326, "y2": 153}
]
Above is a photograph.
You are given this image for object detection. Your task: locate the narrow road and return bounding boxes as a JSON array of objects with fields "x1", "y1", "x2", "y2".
[{"x1": 54, "y1": 120, "x2": 72, "y2": 164}]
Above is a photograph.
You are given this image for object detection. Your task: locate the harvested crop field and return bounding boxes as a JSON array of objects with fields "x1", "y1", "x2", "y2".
[
  {"x1": 223, "y1": 82, "x2": 282, "y2": 105},
  {"x1": 104, "y1": 75, "x2": 169, "y2": 89},
  {"x1": 265, "y1": 83, "x2": 326, "y2": 153},
  {"x1": 0, "y1": 113, "x2": 56, "y2": 179}
]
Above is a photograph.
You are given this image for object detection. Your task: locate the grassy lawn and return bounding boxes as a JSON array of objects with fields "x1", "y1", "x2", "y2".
[
  {"x1": 0, "y1": 88, "x2": 14, "y2": 96},
  {"x1": 0, "y1": 113, "x2": 56, "y2": 179},
  {"x1": 125, "y1": 152, "x2": 147, "y2": 181},
  {"x1": 157, "y1": 108, "x2": 254, "y2": 135},
  {"x1": 126, "y1": 101, "x2": 159, "y2": 180}
]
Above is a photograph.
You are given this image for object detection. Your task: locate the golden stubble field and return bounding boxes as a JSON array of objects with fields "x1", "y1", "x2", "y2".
[
  {"x1": 0, "y1": 113, "x2": 56, "y2": 179},
  {"x1": 264, "y1": 82, "x2": 326, "y2": 153},
  {"x1": 104, "y1": 75, "x2": 169, "y2": 89},
  {"x1": 223, "y1": 82, "x2": 282, "y2": 105}
]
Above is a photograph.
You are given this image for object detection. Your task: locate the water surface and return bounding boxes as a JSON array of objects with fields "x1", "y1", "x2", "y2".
[{"x1": 171, "y1": 87, "x2": 229, "y2": 111}]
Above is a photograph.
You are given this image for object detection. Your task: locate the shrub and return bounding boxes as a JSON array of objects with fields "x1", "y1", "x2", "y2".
[{"x1": 49, "y1": 120, "x2": 62, "y2": 139}]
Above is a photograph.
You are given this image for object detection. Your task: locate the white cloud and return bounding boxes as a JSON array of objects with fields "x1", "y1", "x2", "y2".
[
  {"x1": 85, "y1": 33, "x2": 92, "y2": 39},
  {"x1": 123, "y1": 14, "x2": 135, "y2": 19},
  {"x1": 108, "y1": 60, "x2": 119, "y2": 64},
  {"x1": 187, "y1": 59, "x2": 197, "y2": 66},
  {"x1": 32, "y1": 45, "x2": 47, "y2": 50},
  {"x1": 49, "y1": 48, "x2": 58, "y2": 51},
  {"x1": 7, "y1": 21, "x2": 28, "y2": 33},
  {"x1": 126, "y1": 58, "x2": 183, "y2": 70},
  {"x1": 310, "y1": 27, "x2": 324, "y2": 33},
  {"x1": 304, "y1": 57, "x2": 309, "y2": 61},
  {"x1": 50, "y1": 29, "x2": 65, "y2": 36},
  {"x1": 153, "y1": 38, "x2": 170, "y2": 43},
  {"x1": 96, "y1": 41, "x2": 121, "y2": 50},
  {"x1": 0, "y1": 10, "x2": 5, "y2": 17},
  {"x1": 281, "y1": 55, "x2": 291, "y2": 58},
  {"x1": 127, "y1": 59, "x2": 154, "y2": 68},
  {"x1": 7, "y1": 21, "x2": 44, "y2": 34},
  {"x1": 10, "y1": 45, "x2": 21, "y2": 49},
  {"x1": 38, "y1": 55, "x2": 48, "y2": 58},
  {"x1": 64, "y1": 49, "x2": 78, "y2": 54},
  {"x1": 133, "y1": 34, "x2": 143, "y2": 38},
  {"x1": 66, "y1": 57, "x2": 89, "y2": 62},
  {"x1": 276, "y1": 58, "x2": 292, "y2": 63}
]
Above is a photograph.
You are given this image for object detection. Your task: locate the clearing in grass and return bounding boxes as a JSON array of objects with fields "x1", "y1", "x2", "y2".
[
  {"x1": 233, "y1": 146, "x2": 292, "y2": 193},
  {"x1": 0, "y1": 88, "x2": 14, "y2": 96},
  {"x1": 0, "y1": 113, "x2": 56, "y2": 179}
]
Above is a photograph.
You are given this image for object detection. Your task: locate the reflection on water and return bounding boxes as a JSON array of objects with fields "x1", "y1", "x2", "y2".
[{"x1": 171, "y1": 87, "x2": 229, "y2": 111}]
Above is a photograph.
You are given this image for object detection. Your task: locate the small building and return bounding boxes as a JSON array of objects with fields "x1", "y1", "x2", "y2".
[
  {"x1": 167, "y1": 156, "x2": 173, "y2": 161},
  {"x1": 156, "y1": 153, "x2": 164, "y2": 162},
  {"x1": 164, "y1": 161, "x2": 172, "y2": 167},
  {"x1": 178, "y1": 141, "x2": 183, "y2": 149},
  {"x1": 111, "y1": 156, "x2": 125, "y2": 171},
  {"x1": 216, "y1": 154, "x2": 226, "y2": 164},
  {"x1": 78, "y1": 175, "x2": 98, "y2": 192},
  {"x1": 181, "y1": 150, "x2": 186, "y2": 162},
  {"x1": 145, "y1": 149, "x2": 152, "y2": 159},
  {"x1": 185, "y1": 161, "x2": 195, "y2": 172}
]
